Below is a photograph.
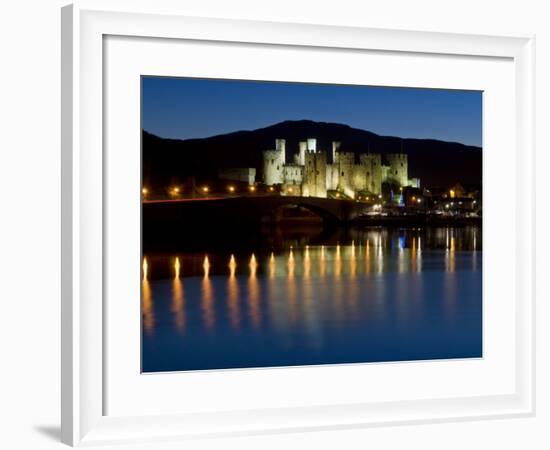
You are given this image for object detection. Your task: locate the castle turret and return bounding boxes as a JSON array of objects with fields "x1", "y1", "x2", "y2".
[
  {"x1": 360, "y1": 153, "x2": 382, "y2": 194},
  {"x1": 335, "y1": 152, "x2": 355, "y2": 198},
  {"x1": 262, "y1": 138, "x2": 286, "y2": 185},
  {"x1": 298, "y1": 141, "x2": 307, "y2": 165},
  {"x1": 307, "y1": 138, "x2": 317, "y2": 153},
  {"x1": 332, "y1": 141, "x2": 341, "y2": 163},
  {"x1": 303, "y1": 151, "x2": 327, "y2": 198},
  {"x1": 275, "y1": 138, "x2": 286, "y2": 164},
  {"x1": 386, "y1": 153, "x2": 408, "y2": 187}
]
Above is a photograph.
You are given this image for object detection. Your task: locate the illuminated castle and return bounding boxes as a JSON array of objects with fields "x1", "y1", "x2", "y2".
[{"x1": 262, "y1": 138, "x2": 419, "y2": 198}]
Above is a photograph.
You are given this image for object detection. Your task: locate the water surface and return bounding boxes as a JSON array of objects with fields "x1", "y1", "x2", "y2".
[{"x1": 142, "y1": 226, "x2": 482, "y2": 372}]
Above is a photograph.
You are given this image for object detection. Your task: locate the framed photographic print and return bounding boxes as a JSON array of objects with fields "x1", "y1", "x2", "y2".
[{"x1": 61, "y1": 2, "x2": 535, "y2": 446}]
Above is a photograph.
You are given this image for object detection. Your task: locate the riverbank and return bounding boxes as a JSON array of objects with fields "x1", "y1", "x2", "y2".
[{"x1": 351, "y1": 214, "x2": 482, "y2": 227}]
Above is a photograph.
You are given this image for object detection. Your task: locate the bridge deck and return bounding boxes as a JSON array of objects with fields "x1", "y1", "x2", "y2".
[{"x1": 143, "y1": 195, "x2": 369, "y2": 223}]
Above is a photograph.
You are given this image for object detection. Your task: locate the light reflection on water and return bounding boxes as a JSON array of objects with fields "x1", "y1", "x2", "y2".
[{"x1": 142, "y1": 226, "x2": 482, "y2": 372}]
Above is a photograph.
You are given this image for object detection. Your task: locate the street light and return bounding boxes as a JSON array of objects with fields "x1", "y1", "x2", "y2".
[
  {"x1": 228, "y1": 185, "x2": 235, "y2": 193},
  {"x1": 249, "y1": 185, "x2": 256, "y2": 192},
  {"x1": 202, "y1": 186, "x2": 209, "y2": 193},
  {"x1": 142, "y1": 187, "x2": 148, "y2": 196}
]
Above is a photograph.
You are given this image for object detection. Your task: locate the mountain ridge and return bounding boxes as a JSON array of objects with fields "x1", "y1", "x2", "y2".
[
  {"x1": 146, "y1": 119, "x2": 480, "y2": 149},
  {"x1": 142, "y1": 120, "x2": 482, "y2": 188}
]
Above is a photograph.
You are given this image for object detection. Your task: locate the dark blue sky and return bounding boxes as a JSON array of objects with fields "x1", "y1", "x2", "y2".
[{"x1": 142, "y1": 77, "x2": 482, "y2": 147}]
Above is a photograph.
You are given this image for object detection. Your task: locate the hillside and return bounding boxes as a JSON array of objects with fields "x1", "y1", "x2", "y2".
[{"x1": 142, "y1": 120, "x2": 482, "y2": 188}]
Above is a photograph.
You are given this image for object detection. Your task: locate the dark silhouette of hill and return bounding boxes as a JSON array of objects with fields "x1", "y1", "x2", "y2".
[{"x1": 142, "y1": 120, "x2": 481, "y2": 188}]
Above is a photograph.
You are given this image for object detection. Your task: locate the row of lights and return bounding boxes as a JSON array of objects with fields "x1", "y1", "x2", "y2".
[
  {"x1": 143, "y1": 186, "x2": 430, "y2": 204},
  {"x1": 142, "y1": 185, "x2": 263, "y2": 196},
  {"x1": 356, "y1": 194, "x2": 384, "y2": 201},
  {"x1": 225, "y1": 185, "x2": 257, "y2": 193},
  {"x1": 141, "y1": 186, "x2": 207, "y2": 196},
  {"x1": 445, "y1": 200, "x2": 477, "y2": 208}
]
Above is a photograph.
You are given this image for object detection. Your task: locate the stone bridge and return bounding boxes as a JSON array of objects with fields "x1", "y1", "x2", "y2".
[
  {"x1": 143, "y1": 195, "x2": 371, "y2": 226},
  {"x1": 248, "y1": 195, "x2": 369, "y2": 223}
]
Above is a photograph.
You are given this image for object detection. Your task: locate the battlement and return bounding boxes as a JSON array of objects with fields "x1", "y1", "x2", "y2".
[
  {"x1": 304, "y1": 151, "x2": 326, "y2": 163},
  {"x1": 334, "y1": 151, "x2": 355, "y2": 165},
  {"x1": 360, "y1": 153, "x2": 381, "y2": 165},
  {"x1": 386, "y1": 153, "x2": 408, "y2": 162},
  {"x1": 263, "y1": 149, "x2": 282, "y2": 158}
]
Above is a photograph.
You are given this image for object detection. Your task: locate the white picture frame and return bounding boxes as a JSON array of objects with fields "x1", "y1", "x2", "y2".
[{"x1": 61, "y1": 2, "x2": 535, "y2": 446}]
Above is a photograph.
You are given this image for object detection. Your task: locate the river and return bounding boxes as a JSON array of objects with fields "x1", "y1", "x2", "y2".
[{"x1": 142, "y1": 225, "x2": 482, "y2": 372}]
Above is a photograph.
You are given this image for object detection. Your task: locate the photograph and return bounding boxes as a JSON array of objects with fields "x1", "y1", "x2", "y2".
[
  {"x1": 1, "y1": 0, "x2": 540, "y2": 447},
  {"x1": 140, "y1": 77, "x2": 483, "y2": 373}
]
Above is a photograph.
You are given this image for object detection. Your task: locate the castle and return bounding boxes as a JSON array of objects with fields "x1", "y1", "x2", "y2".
[{"x1": 262, "y1": 138, "x2": 419, "y2": 199}]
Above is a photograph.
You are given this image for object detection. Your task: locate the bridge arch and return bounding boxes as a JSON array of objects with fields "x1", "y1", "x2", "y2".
[{"x1": 263, "y1": 200, "x2": 342, "y2": 224}]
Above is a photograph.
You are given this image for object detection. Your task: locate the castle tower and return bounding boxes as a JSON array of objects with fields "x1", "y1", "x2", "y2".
[
  {"x1": 298, "y1": 141, "x2": 307, "y2": 166},
  {"x1": 262, "y1": 139, "x2": 286, "y2": 185},
  {"x1": 303, "y1": 151, "x2": 327, "y2": 198},
  {"x1": 275, "y1": 138, "x2": 286, "y2": 164},
  {"x1": 360, "y1": 153, "x2": 382, "y2": 194},
  {"x1": 335, "y1": 152, "x2": 355, "y2": 198},
  {"x1": 332, "y1": 141, "x2": 341, "y2": 163},
  {"x1": 307, "y1": 138, "x2": 317, "y2": 153},
  {"x1": 386, "y1": 153, "x2": 408, "y2": 187}
]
